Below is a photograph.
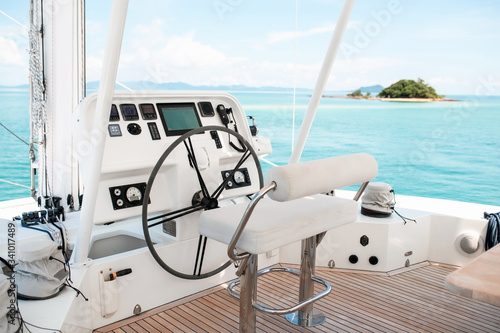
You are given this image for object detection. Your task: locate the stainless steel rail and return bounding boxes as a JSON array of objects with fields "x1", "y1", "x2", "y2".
[
  {"x1": 227, "y1": 182, "x2": 277, "y2": 262},
  {"x1": 228, "y1": 266, "x2": 331, "y2": 315}
]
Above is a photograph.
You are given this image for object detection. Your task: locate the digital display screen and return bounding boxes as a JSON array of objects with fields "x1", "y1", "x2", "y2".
[
  {"x1": 157, "y1": 103, "x2": 202, "y2": 136},
  {"x1": 120, "y1": 104, "x2": 139, "y2": 120},
  {"x1": 140, "y1": 104, "x2": 157, "y2": 119},
  {"x1": 109, "y1": 104, "x2": 120, "y2": 121}
]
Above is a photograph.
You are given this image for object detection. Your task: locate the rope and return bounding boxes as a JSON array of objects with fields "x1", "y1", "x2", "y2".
[
  {"x1": 260, "y1": 157, "x2": 279, "y2": 167},
  {"x1": 0, "y1": 9, "x2": 29, "y2": 31},
  {"x1": 0, "y1": 122, "x2": 35, "y2": 149},
  {"x1": 0, "y1": 178, "x2": 31, "y2": 189},
  {"x1": 29, "y1": 14, "x2": 47, "y2": 136}
]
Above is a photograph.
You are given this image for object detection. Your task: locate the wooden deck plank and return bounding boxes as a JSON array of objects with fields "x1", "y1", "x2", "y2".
[
  {"x1": 328, "y1": 272, "x2": 457, "y2": 331},
  {"x1": 119, "y1": 326, "x2": 137, "y2": 333},
  {"x1": 137, "y1": 318, "x2": 165, "y2": 333},
  {"x1": 95, "y1": 264, "x2": 500, "y2": 333},
  {"x1": 270, "y1": 271, "x2": 404, "y2": 333},
  {"x1": 358, "y1": 270, "x2": 499, "y2": 332},
  {"x1": 145, "y1": 316, "x2": 173, "y2": 333},
  {"x1": 330, "y1": 271, "x2": 471, "y2": 332},
  {"x1": 158, "y1": 311, "x2": 196, "y2": 332}
]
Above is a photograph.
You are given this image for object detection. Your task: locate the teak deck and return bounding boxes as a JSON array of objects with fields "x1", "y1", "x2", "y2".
[{"x1": 95, "y1": 263, "x2": 500, "y2": 332}]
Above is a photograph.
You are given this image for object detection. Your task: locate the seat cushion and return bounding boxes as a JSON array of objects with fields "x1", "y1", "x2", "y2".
[{"x1": 199, "y1": 194, "x2": 358, "y2": 255}]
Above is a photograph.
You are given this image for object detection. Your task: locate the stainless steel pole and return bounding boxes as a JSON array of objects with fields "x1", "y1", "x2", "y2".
[{"x1": 289, "y1": 0, "x2": 356, "y2": 164}]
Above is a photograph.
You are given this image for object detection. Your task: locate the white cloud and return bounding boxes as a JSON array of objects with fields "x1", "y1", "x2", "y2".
[
  {"x1": 0, "y1": 35, "x2": 25, "y2": 66},
  {"x1": 113, "y1": 21, "x2": 246, "y2": 85},
  {"x1": 266, "y1": 20, "x2": 361, "y2": 44},
  {"x1": 87, "y1": 20, "x2": 415, "y2": 92}
]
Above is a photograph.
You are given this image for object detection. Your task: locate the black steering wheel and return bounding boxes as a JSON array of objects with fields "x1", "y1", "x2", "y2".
[{"x1": 142, "y1": 125, "x2": 263, "y2": 279}]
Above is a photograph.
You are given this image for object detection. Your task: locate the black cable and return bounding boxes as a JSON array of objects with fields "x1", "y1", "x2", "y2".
[
  {"x1": 0, "y1": 256, "x2": 14, "y2": 271},
  {"x1": 393, "y1": 189, "x2": 417, "y2": 224},
  {"x1": 226, "y1": 112, "x2": 246, "y2": 152},
  {"x1": 64, "y1": 279, "x2": 88, "y2": 301}
]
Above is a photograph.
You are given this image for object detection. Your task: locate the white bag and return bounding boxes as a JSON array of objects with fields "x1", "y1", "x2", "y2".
[{"x1": 14, "y1": 239, "x2": 68, "y2": 300}]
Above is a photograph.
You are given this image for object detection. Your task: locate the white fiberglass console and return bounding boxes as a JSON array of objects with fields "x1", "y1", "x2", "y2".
[{"x1": 74, "y1": 91, "x2": 272, "y2": 234}]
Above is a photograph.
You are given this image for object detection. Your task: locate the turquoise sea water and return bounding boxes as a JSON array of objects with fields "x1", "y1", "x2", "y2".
[{"x1": 1, "y1": 90, "x2": 499, "y2": 206}]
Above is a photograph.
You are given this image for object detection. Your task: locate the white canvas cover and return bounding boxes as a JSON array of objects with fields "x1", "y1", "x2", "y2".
[
  {"x1": 14, "y1": 239, "x2": 67, "y2": 299},
  {"x1": 361, "y1": 182, "x2": 395, "y2": 215}
]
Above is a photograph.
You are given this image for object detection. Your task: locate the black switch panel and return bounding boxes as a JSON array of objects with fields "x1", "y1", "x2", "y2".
[
  {"x1": 148, "y1": 122, "x2": 161, "y2": 140},
  {"x1": 210, "y1": 130, "x2": 222, "y2": 148}
]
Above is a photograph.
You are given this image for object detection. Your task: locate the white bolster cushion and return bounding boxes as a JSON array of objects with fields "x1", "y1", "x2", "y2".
[{"x1": 265, "y1": 153, "x2": 378, "y2": 202}]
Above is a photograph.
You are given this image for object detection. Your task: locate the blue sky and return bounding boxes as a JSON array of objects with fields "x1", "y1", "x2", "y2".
[{"x1": 1, "y1": 0, "x2": 500, "y2": 94}]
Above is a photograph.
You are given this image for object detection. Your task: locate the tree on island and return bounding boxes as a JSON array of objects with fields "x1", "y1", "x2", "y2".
[
  {"x1": 377, "y1": 78, "x2": 444, "y2": 99},
  {"x1": 347, "y1": 89, "x2": 371, "y2": 99},
  {"x1": 347, "y1": 89, "x2": 363, "y2": 97}
]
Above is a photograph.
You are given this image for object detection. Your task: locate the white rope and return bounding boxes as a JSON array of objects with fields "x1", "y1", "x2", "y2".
[
  {"x1": 29, "y1": 0, "x2": 46, "y2": 138},
  {"x1": 0, "y1": 9, "x2": 29, "y2": 31},
  {"x1": 260, "y1": 157, "x2": 279, "y2": 168},
  {"x1": 0, "y1": 178, "x2": 31, "y2": 189},
  {"x1": 88, "y1": 65, "x2": 134, "y2": 91}
]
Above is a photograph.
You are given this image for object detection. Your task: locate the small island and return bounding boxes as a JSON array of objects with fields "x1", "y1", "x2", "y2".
[{"x1": 324, "y1": 79, "x2": 459, "y2": 102}]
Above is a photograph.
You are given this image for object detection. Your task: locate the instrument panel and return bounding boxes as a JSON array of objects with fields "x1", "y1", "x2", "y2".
[{"x1": 74, "y1": 91, "x2": 272, "y2": 227}]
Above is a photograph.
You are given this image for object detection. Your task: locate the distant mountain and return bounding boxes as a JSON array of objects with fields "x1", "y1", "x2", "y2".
[
  {"x1": 0, "y1": 81, "x2": 351, "y2": 95},
  {"x1": 86, "y1": 81, "x2": 314, "y2": 93},
  {"x1": 358, "y1": 85, "x2": 383, "y2": 93}
]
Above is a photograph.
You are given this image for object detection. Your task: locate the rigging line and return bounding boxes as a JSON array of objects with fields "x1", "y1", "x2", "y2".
[
  {"x1": 291, "y1": 0, "x2": 298, "y2": 152},
  {"x1": 0, "y1": 9, "x2": 29, "y2": 31},
  {"x1": 88, "y1": 64, "x2": 134, "y2": 91},
  {"x1": 0, "y1": 178, "x2": 31, "y2": 189},
  {"x1": 260, "y1": 157, "x2": 279, "y2": 167},
  {"x1": 0, "y1": 122, "x2": 37, "y2": 150}
]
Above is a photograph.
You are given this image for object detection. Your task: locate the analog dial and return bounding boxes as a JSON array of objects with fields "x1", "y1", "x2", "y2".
[
  {"x1": 233, "y1": 171, "x2": 246, "y2": 184},
  {"x1": 126, "y1": 186, "x2": 142, "y2": 204}
]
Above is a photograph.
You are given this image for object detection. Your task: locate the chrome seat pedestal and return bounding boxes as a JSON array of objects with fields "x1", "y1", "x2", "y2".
[{"x1": 199, "y1": 154, "x2": 378, "y2": 333}]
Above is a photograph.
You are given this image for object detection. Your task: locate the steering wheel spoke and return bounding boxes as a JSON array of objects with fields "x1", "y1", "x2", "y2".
[
  {"x1": 147, "y1": 203, "x2": 203, "y2": 228},
  {"x1": 184, "y1": 138, "x2": 210, "y2": 199}
]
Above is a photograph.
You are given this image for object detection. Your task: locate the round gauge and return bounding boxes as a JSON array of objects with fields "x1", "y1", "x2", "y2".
[
  {"x1": 233, "y1": 171, "x2": 246, "y2": 184},
  {"x1": 126, "y1": 186, "x2": 142, "y2": 204}
]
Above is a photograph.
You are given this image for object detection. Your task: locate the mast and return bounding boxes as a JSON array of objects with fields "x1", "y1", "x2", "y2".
[
  {"x1": 289, "y1": 0, "x2": 356, "y2": 164},
  {"x1": 38, "y1": 0, "x2": 86, "y2": 208}
]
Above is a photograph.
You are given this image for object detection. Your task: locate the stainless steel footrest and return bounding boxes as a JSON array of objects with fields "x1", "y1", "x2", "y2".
[{"x1": 228, "y1": 266, "x2": 331, "y2": 315}]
